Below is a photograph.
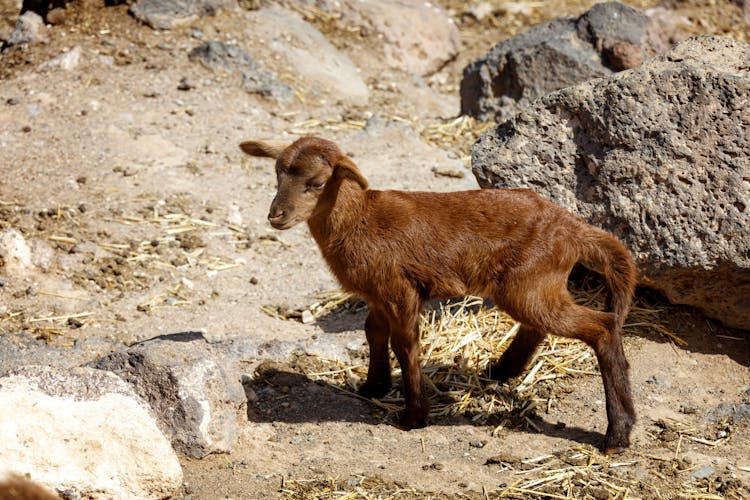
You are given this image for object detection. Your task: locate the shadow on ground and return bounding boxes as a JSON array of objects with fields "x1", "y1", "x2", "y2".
[{"x1": 244, "y1": 361, "x2": 605, "y2": 449}]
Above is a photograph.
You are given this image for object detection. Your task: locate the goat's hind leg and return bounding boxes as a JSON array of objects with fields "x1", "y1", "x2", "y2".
[
  {"x1": 556, "y1": 306, "x2": 635, "y2": 453},
  {"x1": 592, "y1": 321, "x2": 636, "y2": 454},
  {"x1": 359, "y1": 307, "x2": 392, "y2": 399},
  {"x1": 487, "y1": 324, "x2": 545, "y2": 383}
]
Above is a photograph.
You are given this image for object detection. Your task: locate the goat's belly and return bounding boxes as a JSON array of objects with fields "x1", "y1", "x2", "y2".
[{"x1": 424, "y1": 279, "x2": 476, "y2": 300}]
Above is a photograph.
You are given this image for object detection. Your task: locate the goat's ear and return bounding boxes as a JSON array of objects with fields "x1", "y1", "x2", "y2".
[
  {"x1": 334, "y1": 156, "x2": 369, "y2": 189},
  {"x1": 239, "y1": 140, "x2": 289, "y2": 159}
]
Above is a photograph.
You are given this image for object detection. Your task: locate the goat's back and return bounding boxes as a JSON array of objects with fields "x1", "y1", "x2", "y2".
[{"x1": 329, "y1": 188, "x2": 591, "y2": 301}]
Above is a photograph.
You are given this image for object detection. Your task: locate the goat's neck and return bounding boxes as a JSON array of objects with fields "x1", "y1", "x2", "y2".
[{"x1": 307, "y1": 178, "x2": 366, "y2": 250}]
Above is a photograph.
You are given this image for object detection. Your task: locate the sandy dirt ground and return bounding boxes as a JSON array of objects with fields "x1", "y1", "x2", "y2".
[{"x1": 1, "y1": 0, "x2": 749, "y2": 498}]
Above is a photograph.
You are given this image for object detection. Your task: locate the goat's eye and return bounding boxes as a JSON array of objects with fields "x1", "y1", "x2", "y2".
[{"x1": 308, "y1": 180, "x2": 325, "y2": 190}]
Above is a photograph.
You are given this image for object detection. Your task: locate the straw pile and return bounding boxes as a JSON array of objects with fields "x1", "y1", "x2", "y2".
[{"x1": 293, "y1": 281, "x2": 674, "y2": 427}]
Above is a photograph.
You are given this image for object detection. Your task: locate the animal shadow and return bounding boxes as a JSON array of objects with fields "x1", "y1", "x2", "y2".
[{"x1": 243, "y1": 360, "x2": 604, "y2": 449}]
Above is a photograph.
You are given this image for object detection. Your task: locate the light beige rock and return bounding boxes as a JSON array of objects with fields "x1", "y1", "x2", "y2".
[
  {"x1": 286, "y1": 0, "x2": 460, "y2": 76},
  {"x1": 247, "y1": 8, "x2": 369, "y2": 106},
  {"x1": 0, "y1": 366, "x2": 183, "y2": 500}
]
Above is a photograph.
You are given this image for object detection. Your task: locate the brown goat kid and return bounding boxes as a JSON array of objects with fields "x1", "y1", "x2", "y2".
[{"x1": 240, "y1": 136, "x2": 637, "y2": 454}]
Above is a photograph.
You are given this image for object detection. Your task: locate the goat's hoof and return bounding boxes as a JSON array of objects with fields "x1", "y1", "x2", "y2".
[
  {"x1": 486, "y1": 365, "x2": 513, "y2": 384},
  {"x1": 358, "y1": 381, "x2": 391, "y2": 399},
  {"x1": 602, "y1": 446, "x2": 626, "y2": 456},
  {"x1": 395, "y1": 416, "x2": 427, "y2": 431},
  {"x1": 602, "y1": 436, "x2": 630, "y2": 455}
]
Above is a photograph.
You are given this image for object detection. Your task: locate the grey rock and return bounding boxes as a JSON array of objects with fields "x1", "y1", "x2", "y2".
[
  {"x1": 130, "y1": 0, "x2": 237, "y2": 30},
  {"x1": 0, "y1": 365, "x2": 182, "y2": 498},
  {"x1": 461, "y1": 2, "x2": 661, "y2": 120},
  {"x1": 705, "y1": 402, "x2": 750, "y2": 424},
  {"x1": 471, "y1": 36, "x2": 750, "y2": 329},
  {"x1": 92, "y1": 331, "x2": 245, "y2": 458},
  {"x1": 8, "y1": 11, "x2": 47, "y2": 46},
  {"x1": 188, "y1": 41, "x2": 293, "y2": 101},
  {"x1": 691, "y1": 465, "x2": 716, "y2": 480}
]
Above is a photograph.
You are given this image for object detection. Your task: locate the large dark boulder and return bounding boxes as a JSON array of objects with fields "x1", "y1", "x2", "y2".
[
  {"x1": 461, "y1": 1, "x2": 663, "y2": 121},
  {"x1": 472, "y1": 36, "x2": 750, "y2": 330}
]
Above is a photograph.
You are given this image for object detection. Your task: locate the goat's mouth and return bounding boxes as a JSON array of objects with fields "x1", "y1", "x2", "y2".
[{"x1": 269, "y1": 218, "x2": 298, "y2": 230}]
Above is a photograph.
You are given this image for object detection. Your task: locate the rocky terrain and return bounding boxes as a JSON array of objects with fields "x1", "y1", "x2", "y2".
[{"x1": 1, "y1": 0, "x2": 749, "y2": 498}]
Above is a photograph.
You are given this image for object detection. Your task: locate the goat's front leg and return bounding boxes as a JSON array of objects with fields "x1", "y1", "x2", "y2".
[
  {"x1": 389, "y1": 305, "x2": 429, "y2": 430},
  {"x1": 359, "y1": 307, "x2": 392, "y2": 399}
]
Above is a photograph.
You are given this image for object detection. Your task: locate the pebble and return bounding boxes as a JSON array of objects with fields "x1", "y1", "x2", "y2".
[
  {"x1": 691, "y1": 465, "x2": 715, "y2": 480},
  {"x1": 6, "y1": 97, "x2": 20, "y2": 105},
  {"x1": 645, "y1": 374, "x2": 670, "y2": 387},
  {"x1": 177, "y1": 77, "x2": 195, "y2": 91},
  {"x1": 432, "y1": 166, "x2": 465, "y2": 179},
  {"x1": 301, "y1": 310, "x2": 315, "y2": 324},
  {"x1": 0, "y1": 278, "x2": 5, "y2": 287}
]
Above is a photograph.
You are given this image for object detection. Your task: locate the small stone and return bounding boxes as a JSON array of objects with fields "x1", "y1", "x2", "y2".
[
  {"x1": 68, "y1": 317, "x2": 84, "y2": 328},
  {"x1": 679, "y1": 404, "x2": 698, "y2": 415},
  {"x1": 608, "y1": 41, "x2": 644, "y2": 70},
  {"x1": 76, "y1": 176, "x2": 87, "y2": 184},
  {"x1": 432, "y1": 166, "x2": 465, "y2": 179},
  {"x1": 46, "y1": 7, "x2": 67, "y2": 25},
  {"x1": 0, "y1": 278, "x2": 5, "y2": 287},
  {"x1": 6, "y1": 97, "x2": 20, "y2": 105},
  {"x1": 301, "y1": 310, "x2": 315, "y2": 324},
  {"x1": 8, "y1": 11, "x2": 48, "y2": 46},
  {"x1": 422, "y1": 462, "x2": 444, "y2": 471},
  {"x1": 469, "y1": 440, "x2": 487, "y2": 448},
  {"x1": 177, "y1": 77, "x2": 194, "y2": 91},
  {"x1": 691, "y1": 465, "x2": 716, "y2": 480},
  {"x1": 21, "y1": 125, "x2": 32, "y2": 133},
  {"x1": 249, "y1": 277, "x2": 258, "y2": 285}
]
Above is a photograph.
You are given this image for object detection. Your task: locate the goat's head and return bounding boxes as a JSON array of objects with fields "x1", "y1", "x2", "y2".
[{"x1": 239, "y1": 136, "x2": 368, "y2": 230}]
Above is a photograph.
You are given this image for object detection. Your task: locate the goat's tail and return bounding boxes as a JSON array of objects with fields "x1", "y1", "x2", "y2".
[{"x1": 579, "y1": 226, "x2": 637, "y2": 331}]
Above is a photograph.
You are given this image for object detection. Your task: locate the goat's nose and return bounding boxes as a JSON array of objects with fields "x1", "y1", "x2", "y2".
[{"x1": 268, "y1": 209, "x2": 285, "y2": 221}]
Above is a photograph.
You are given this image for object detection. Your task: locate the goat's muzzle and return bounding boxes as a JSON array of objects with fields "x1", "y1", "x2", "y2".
[{"x1": 268, "y1": 210, "x2": 297, "y2": 230}]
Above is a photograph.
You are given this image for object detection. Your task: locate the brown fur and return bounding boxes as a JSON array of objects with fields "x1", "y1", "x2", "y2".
[
  {"x1": 240, "y1": 136, "x2": 638, "y2": 453},
  {"x1": 0, "y1": 475, "x2": 59, "y2": 500}
]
